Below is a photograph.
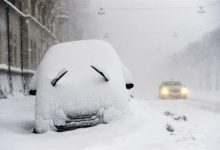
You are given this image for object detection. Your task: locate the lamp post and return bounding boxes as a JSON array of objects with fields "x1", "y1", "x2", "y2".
[
  {"x1": 198, "y1": 7, "x2": 205, "y2": 14},
  {"x1": 98, "y1": 8, "x2": 105, "y2": 15}
]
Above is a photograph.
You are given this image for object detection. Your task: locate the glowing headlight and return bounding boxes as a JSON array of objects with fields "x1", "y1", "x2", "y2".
[
  {"x1": 161, "y1": 87, "x2": 169, "y2": 96},
  {"x1": 181, "y1": 87, "x2": 188, "y2": 95}
]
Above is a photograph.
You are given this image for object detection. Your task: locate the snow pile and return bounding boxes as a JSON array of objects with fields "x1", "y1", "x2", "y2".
[
  {"x1": 103, "y1": 106, "x2": 124, "y2": 122},
  {"x1": 30, "y1": 40, "x2": 133, "y2": 133}
]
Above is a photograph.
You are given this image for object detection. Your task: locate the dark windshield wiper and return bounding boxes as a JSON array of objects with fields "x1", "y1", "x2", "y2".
[
  {"x1": 51, "y1": 69, "x2": 68, "y2": 86},
  {"x1": 91, "y1": 65, "x2": 109, "y2": 82}
]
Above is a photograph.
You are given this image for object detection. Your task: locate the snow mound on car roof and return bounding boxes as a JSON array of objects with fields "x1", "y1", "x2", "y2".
[{"x1": 31, "y1": 40, "x2": 131, "y2": 132}]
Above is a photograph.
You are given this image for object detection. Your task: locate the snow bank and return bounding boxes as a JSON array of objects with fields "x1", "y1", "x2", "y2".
[{"x1": 31, "y1": 40, "x2": 133, "y2": 133}]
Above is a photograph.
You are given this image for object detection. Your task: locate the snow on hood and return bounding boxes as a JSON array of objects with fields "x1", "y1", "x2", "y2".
[{"x1": 31, "y1": 40, "x2": 133, "y2": 133}]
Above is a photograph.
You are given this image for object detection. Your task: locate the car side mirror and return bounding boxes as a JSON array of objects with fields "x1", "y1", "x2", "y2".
[{"x1": 126, "y1": 83, "x2": 134, "y2": 90}]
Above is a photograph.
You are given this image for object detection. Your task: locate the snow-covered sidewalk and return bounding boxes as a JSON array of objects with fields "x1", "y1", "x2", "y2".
[{"x1": 0, "y1": 95, "x2": 220, "y2": 150}]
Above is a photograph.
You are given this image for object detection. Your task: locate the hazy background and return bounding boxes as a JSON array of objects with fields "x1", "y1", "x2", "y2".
[{"x1": 70, "y1": 0, "x2": 220, "y2": 98}]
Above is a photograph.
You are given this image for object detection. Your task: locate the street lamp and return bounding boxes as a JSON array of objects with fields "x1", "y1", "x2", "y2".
[
  {"x1": 98, "y1": 8, "x2": 105, "y2": 15},
  {"x1": 198, "y1": 7, "x2": 205, "y2": 14},
  {"x1": 172, "y1": 32, "x2": 178, "y2": 38}
]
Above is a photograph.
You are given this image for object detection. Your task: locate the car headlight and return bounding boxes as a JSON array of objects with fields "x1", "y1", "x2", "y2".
[
  {"x1": 181, "y1": 87, "x2": 188, "y2": 95},
  {"x1": 161, "y1": 87, "x2": 169, "y2": 96}
]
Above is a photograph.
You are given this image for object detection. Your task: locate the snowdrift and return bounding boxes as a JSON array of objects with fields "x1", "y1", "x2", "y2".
[{"x1": 29, "y1": 40, "x2": 134, "y2": 133}]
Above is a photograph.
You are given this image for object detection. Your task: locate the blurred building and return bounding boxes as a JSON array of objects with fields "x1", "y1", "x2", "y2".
[{"x1": 0, "y1": 0, "x2": 70, "y2": 96}]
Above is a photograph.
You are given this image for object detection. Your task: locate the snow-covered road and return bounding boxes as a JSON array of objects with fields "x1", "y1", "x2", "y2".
[{"x1": 0, "y1": 92, "x2": 220, "y2": 150}]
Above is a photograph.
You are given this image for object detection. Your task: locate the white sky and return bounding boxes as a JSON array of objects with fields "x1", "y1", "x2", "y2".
[{"x1": 89, "y1": 0, "x2": 220, "y2": 98}]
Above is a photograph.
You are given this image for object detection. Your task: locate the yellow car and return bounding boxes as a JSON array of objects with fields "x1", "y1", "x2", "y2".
[{"x1": 159, "y1": 80, "x2": 188, "y2": 99}]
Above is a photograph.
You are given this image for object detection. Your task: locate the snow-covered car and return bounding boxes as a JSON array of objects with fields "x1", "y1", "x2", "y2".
[
  {"x1": 29, "y1": 40, "x2": 134, "y2": 133},
  {"x1": 159, "y1": 80, "x2": 188, "y2": 99}
]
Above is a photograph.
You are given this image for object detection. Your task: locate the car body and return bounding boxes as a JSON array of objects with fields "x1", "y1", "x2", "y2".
[
  {"x1": 159, "y1": 80, "x2": 188, "y2": 99},
  {"x1": 29, "y1": 40, "x2": 134, "y2": 133}
]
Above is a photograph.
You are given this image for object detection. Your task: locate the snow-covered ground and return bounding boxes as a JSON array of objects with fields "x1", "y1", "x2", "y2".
[{"x1": 0, "y1": 91, "x2": 220, "y2": 150}]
